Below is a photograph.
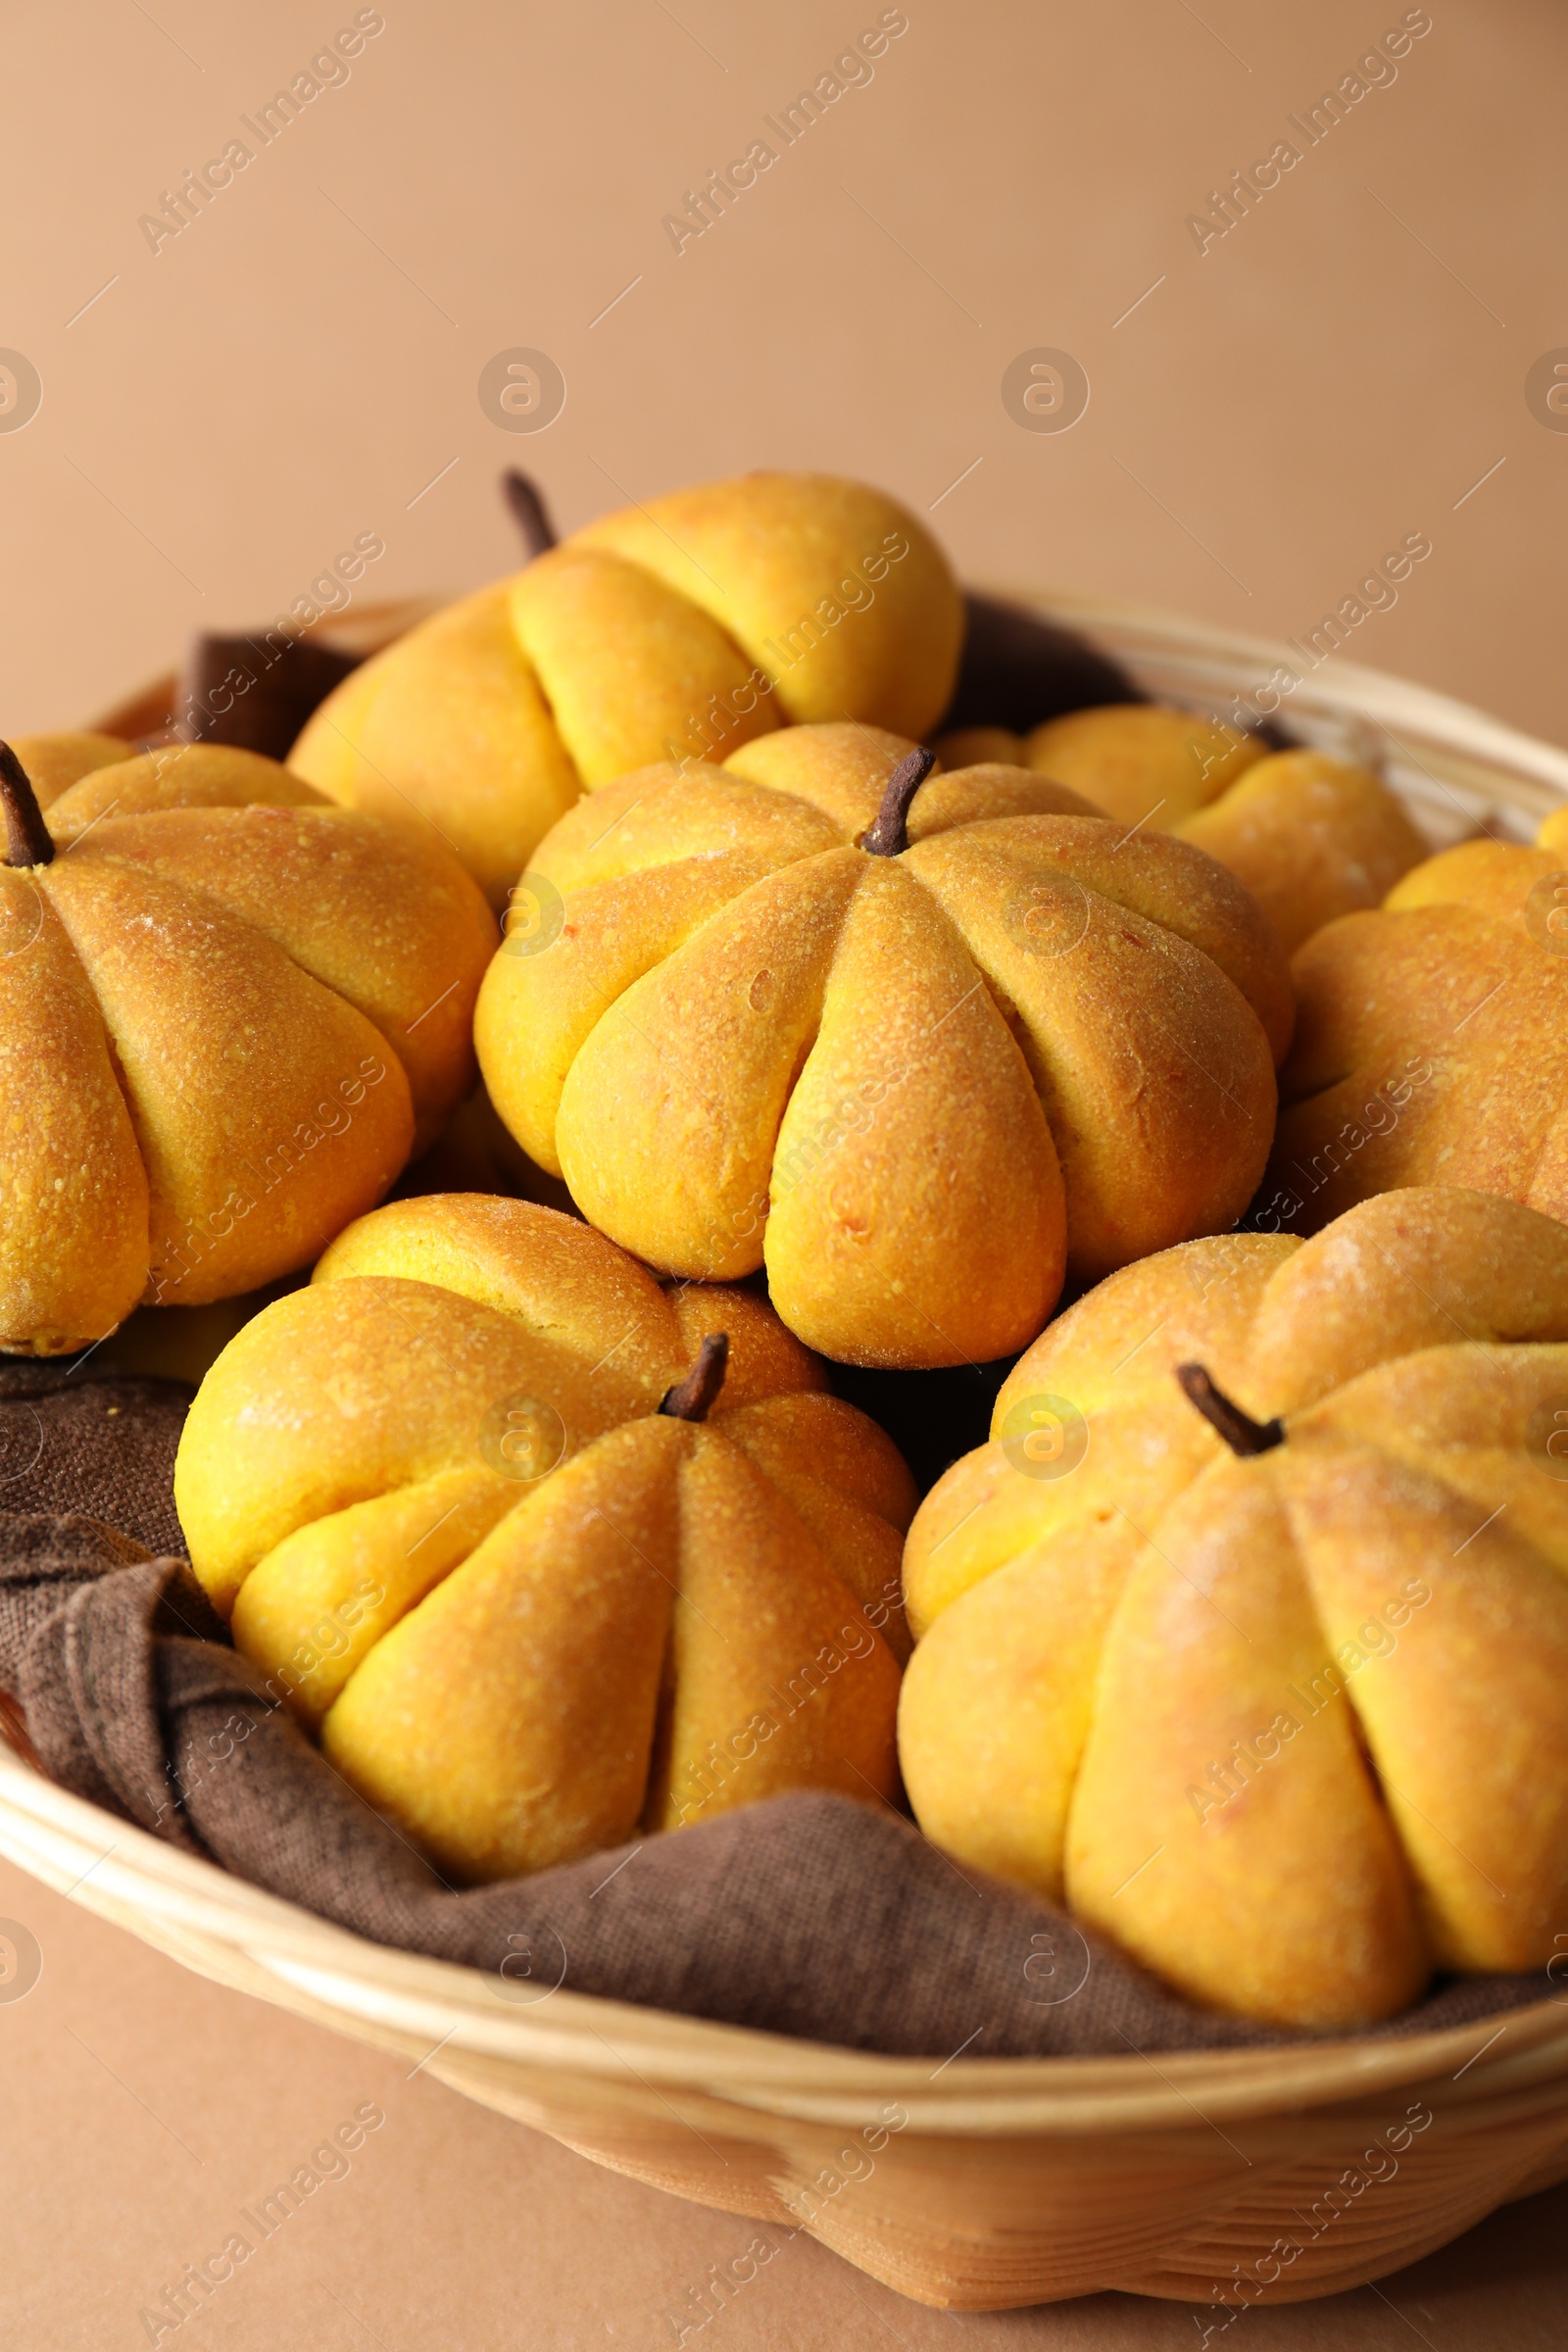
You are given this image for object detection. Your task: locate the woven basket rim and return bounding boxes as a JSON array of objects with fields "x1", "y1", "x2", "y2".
[
  {"x1": 5, "y1": 1734, "x2": 1566, "y2": 2133},
  {"x1": 986, "y1": 582, "x2": 1568, "y2": 799}
]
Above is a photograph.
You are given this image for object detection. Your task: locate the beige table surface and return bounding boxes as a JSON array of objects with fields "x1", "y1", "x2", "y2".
[{"x1": 4, "y1": 0, "x2": 1568, "y2": 2340}]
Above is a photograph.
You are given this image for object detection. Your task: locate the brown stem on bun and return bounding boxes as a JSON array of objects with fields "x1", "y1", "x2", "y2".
[
  {"x1": 1176, "y1": 1363, "x2": 1285, "y2": 1455},
  {"x1": 660, "y1": 1334, "x2": 729, "y2": 1423},
  {"x1": 502, "y1": 471, "x2": 559, "y2": 562},
  {"x1": 0, "y1": 746, "x2": 55, "y2": 869},
  {"x1": 861, "y1": 747, "x2": 937, "y2": 858}
]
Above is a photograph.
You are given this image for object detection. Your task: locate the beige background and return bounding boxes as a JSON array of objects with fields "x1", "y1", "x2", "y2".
[{"x1": 4, "y1": 0, "x2": 1568, "y2": 2340}]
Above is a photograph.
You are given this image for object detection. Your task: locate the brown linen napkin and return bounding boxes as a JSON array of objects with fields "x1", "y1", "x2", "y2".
[
  {"x1": 0, "y1": 1369, "x2": 1553, "y2": 2057},
  {"x1": 0, "y1": 1360, "x2": 188, "y2": 1555}
]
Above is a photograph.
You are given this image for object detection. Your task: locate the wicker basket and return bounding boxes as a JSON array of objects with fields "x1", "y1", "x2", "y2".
[{"x1": 4, "y1": 592, "x2": 1567, "y2": 2314}]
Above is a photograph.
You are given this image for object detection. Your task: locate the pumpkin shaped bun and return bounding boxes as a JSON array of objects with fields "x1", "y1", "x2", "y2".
[
  {"x1": 900, "y1": 1188, "x2": 1568, "y2": 2031},
  {"x1": 175, "y1": 1195, "x2": 913, "y2": 1884},
  {"x1": 939, "y1": 707, "x2": 1428, "y2": 956},
  {"x1": 475, "y1": 725, "x2": 1294, "y2": 1369},
  {"x1": 1264, "y1": 807, "x2": 1568, "y2": 1233},
  {"x1": 0, "y1": 736, "x2": 495, "y2": 1355},
  {"x1": 290, "y1": 471, "x2": 963, "y2": 905}
]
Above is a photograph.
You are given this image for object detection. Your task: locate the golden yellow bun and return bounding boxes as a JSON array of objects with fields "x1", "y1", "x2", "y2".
[
  {"x1": 935, "y1": 709, "x2": 1428, "y2": 955},
  {"x1": 1021, "y1": 705, "x2": 1267, "y2": 818},
  {"x1": 0, "y1": 740, "x2": 495, "y2": 1354},
  {"x1": 8, "y1": 730, "x2": 132, "y2": 808},
  {"x1": 1267, "y1": 812, "x2": 1568, "y2": 1233},
  {"x1": 175, "y1": 1194, "x2": 914, "y2": 1883},
  {"x1": 291, "y1": 472, "x2": 963, "y2": 905},
  {"x1": 474, "y1": 722, "x2": 1293, "y2": 1369},
  {"x1": 900, "y1": 1188, "x2": 1568, "y2": 2029}
]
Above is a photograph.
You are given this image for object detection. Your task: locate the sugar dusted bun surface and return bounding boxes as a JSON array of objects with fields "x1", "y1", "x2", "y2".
[
  {"x1": 900, "y1": 1189, "x2": 1568, "y2": 2030},
  {"x1": 290, "y1": 470, "x2": 964, "y2": 905},
  {"x1": 0, "y1": 736, "x2": 495, "y2": 1354},
  {"x1": 475, "y1": 721, "x2": 1294, "y2": 1369},
  {"x1": 175, "y1": 1193, "x2": 915, "y2": 1884}
]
